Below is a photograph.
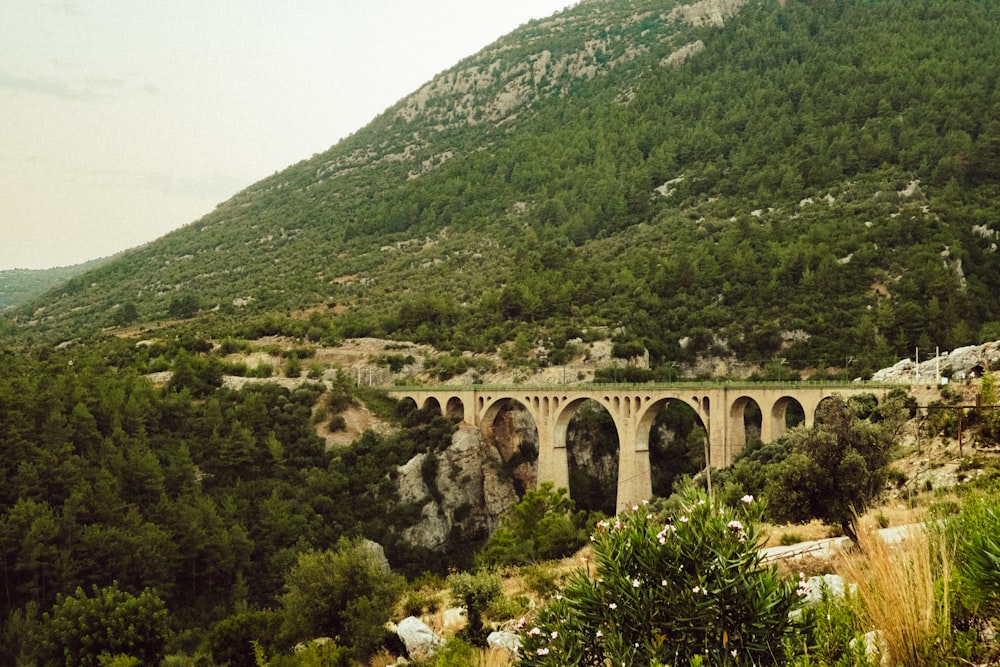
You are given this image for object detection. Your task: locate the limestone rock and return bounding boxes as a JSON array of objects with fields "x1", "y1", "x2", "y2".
[
  {"x1": 803, "y1": 573, "x2": 849, "y2": 605},
  {"x1": 870, "y1": 340, "x2": 1000, "y2": 383},
  {"x1": 487, "y1": 630, "x2": 522, "y2": 654},
  {"x1": 396, "y1": 616, "x2": 444, "y2": 662},
  {"x1": 397, "y1": 427, "x2": 519, "y2": 552}
]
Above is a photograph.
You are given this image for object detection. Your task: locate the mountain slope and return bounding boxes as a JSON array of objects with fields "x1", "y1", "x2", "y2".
[
  {"x1": 0, "y1": 258, "x2": 107, "y2": 311},
  {"x1": 8, "y1": 0, "x2": 1000, "y2": 378}
]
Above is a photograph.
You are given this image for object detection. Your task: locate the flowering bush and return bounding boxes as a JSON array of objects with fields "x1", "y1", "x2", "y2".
[{"x1": 518, "y1": 489, "x2": 801, "y2": 666}]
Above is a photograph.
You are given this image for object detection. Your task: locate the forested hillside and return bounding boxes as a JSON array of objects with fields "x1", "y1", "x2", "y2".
[
  {"x1": 0, "y1": 339, "x2": 470, "y2": 663},
  {"x1": 6, "y1": 0, "x2": 1000, "y2": 379},
  {"x1": 0, "y1": 258, "x2": 106, "y2": 311}
]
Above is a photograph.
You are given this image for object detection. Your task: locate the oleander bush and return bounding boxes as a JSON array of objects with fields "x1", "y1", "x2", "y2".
[{"x1": 518, "y1": 488, "x2": 801, "y2": 666}]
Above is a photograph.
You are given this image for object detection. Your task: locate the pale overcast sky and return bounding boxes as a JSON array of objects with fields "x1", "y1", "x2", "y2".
[{"x1": 0, "y1": 1, "x2": 574, "y2": 270}]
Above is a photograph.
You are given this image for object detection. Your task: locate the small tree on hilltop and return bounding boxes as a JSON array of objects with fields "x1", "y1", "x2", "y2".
[
  {"x1": 519, "y1": 488, "x2": 802, "y2": 666},
  {"x1": 766, "y1": 393, "x2": 905, "y2": 544}
]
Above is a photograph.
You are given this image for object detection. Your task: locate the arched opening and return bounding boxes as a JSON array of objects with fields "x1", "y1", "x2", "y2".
[
  {"x1": 445, "y1": 396, "x2": 464, "y2": 421},
  {"x1": 846, "y1": 393, "x2": 880, "y2": 420},
  {"x1": 419, "y1": 397, "x2": 442, "y2": 417},
  {"x1": 770, "y1": 397, "x2": 806, "y2": 440},
  {"x1": 721, "y1": 396, "x2": 764, "y2": 463},
  {"x1": 739, "y1": 398, "x2": 764, "y2": 445},
  {"x1": 645, "y1": 399, "x2": 709, "y2": 497},
  {"x1": 561, "y1": 399, "x2": 619, "y2": 515},
  {"x1": 481, "y1": 399, "x2": 538, "y2": 498}
]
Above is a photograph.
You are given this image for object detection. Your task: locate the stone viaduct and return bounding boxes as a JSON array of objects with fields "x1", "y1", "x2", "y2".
[{"x1": 387, "y1": 383, "x2": 895, "y2": 512}]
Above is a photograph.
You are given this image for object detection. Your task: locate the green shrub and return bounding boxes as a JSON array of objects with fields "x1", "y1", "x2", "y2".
[
  {"x1": 486, "y1": 594, "x2": 531, "y2": 622},
  {"x1": 780, "y1": 532, "x2": 804, "y2": 546},
  {"x1": 280, "y1": 539, "x2": 404, "y2": 662},
  {"x1": 518, "y1": 488, "x2": 801, "y2": 666},
  {"x1": 41, "y1": 583, "x2": 170, "y2": 667},
  {"x1": 401, "y1": 588, "x2": 441, "y2": 617},
  {"x1": 328, "y1": 415, "x2": 347, "y2": 433},
  {"x1": 785, "y1": 592, "x2": 875, "y2": 666},
  {"x1": 447, "y1": 569, "x2": 502, "y2": 646},
  {"x1": 948, "y1": 491, "x2": 1000, "y2": 616},
  {"x1": 523, "y1": 564, "x2": 562, "y2": 598},
  {"x1": 429, "y1": 635, "x2": 475, "y2": 667},
  {"x1": 247, "y1": 362, "x2": 274, "y2": 378},
  {"x1": 479, "y1": 483, "x2": 591, "y2": 567}
]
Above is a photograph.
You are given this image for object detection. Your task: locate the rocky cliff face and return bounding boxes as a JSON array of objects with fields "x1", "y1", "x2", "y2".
[
  {"x1": 870, "y1": 341, "x2": 1000, "y2": 384},
  {"x1": 396, "y1": 423, "x2": 527, "y2": 552}
]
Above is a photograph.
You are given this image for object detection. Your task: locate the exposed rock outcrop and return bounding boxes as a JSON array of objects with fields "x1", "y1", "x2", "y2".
[
  {"x1": 397, "y1": 424, "x2": 522, "y2": 552},
  {"x1": 395, "y1": 616, "x2": 444, "y2": 662},
  {"x1": 870, "y1": 341, "x2": 1000, "y2": 384}
]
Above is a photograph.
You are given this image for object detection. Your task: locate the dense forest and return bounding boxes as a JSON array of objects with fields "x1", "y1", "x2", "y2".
[
  {"x1": 0, "y1": 338, "x2": 473, "y2": 662},
  {"x1": 6, "y1": 0, "x2": 1000, "y2": 663}
]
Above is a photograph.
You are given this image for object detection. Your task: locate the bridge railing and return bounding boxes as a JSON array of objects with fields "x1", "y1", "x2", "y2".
[{"x1": 384, "y1": 380, "x2": 905, "y2": 392}]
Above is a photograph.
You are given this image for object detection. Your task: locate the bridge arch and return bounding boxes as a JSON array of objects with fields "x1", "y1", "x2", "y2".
[
  {"x1": 554, "y1": 397, "x2": 620, "y2": 515},
  {"x1": 632, "y1": 397, "x2": 710, "y2": 497},
  {"x1": 767, "y1": 395, "x2": 805, "y2": 441},
  {"x1": 420, "y1": 396, "x2": 442, "y2": 415},
  {"x1": 445, "y1": 396, "x2": 465, "y2": 421},
  {"x1": 480, "y1": 396, "x2": 533, "y2": 441}
]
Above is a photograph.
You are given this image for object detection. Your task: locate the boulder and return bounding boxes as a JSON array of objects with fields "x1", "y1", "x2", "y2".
[
  {"x1": 803, "y1": 573, "x2": 849, "y2": 605},
  {"x1": 487, "y1": 630, "x2": 522, "y2": 654},
  {"x1": 396, "y1": 616, "x2": 444, "y2": 662}
]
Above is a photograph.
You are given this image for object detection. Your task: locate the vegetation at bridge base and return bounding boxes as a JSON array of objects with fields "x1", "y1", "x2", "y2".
[
  {"x1": 518, "y1": 488, "x2": 801, "y2": 667},
  {"x1": 712, "y1": 392, "x2": 909, "y2": 545},
  {"x1": 478, "y1": 483, "x2": 595, "y2": 568}
]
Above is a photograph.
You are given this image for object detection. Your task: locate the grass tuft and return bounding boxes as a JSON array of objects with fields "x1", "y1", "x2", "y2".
[{"x1": 838, "y1": 520, "x2": 951, "y2": 667}]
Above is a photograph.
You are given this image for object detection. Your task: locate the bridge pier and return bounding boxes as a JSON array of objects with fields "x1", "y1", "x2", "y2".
[{"x1": 535, "y1": 397, "x2": 570, "y2": 499}]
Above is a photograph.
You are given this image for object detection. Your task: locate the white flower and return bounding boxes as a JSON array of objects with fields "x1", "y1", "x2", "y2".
[{"x1": 741, "y1": 494, "x2": 754, "y2": 504}]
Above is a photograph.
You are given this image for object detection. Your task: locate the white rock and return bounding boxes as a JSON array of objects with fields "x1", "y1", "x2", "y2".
[
  {"x1": 397, "y1": 616, "x2": 445, "y2": 662},
  {"x1": 803, "y1": 574, "x2": 848, "y2": 604},
  {"x1": 487, "y1": 630, "x2": 522, "y2": 654}
]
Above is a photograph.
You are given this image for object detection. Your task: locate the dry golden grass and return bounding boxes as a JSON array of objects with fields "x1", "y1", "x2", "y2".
[
  {"x1": 836, "y1": 518, "x2": 951, "y2": 667},
  {"x1": 368, "y1": 648, "x2": 397, "y2": 667},
  {"x1": 476, "y1": 648, "x2": 516, "y2": 667},
  {"x1": 762, "y1": 518, "x2": 835, "y2": 547}
]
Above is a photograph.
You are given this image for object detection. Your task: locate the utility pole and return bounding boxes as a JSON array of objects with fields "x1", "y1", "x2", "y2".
[{"x1": 703, "y1": 433, "x2": 712, "y2": 501}]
